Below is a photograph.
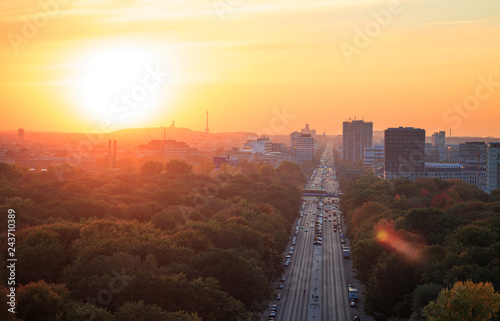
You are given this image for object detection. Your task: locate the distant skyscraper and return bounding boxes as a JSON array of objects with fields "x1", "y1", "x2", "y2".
[
  {"x1": 486, "y1": 142, "x2": 500, "y2": 193},
  {"x1": 384, "y1": 127, "x2": 425, "y2": 180},
  {"x1": 18, "y1": 128, "x2": 25, "y2": 140},
  {"x1": 342, "y1": 119, "x2": 373, "y2": 162},
  {"x1": 290, "y1": 131, "x2": 314, "y2": 164},
  {"x1": 431, "y1": 131, "x2": 446, "y2": 160}
]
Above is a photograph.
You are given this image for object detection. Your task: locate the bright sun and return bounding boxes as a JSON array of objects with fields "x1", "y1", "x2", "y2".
[{"x1": 73, "y1": 48, "x2": 169, "y2": 131}]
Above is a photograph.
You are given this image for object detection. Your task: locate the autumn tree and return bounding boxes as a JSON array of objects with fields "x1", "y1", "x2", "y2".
[{"x1": 423, "y1": 280, "x2": 500, "y2": 321}]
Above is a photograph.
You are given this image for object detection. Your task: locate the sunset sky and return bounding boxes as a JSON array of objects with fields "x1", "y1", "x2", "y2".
[{"x1": 1, "y1": 0, "x2": 499, "y2": 136}]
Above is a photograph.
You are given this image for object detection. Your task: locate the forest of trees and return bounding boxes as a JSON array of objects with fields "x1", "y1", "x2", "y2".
[
  {"x1": 0, "y1": 160, "x2": 305, "y2": 321},
  {"x1": 339, "y1": 171, "x2": 500, "y2": 320}
]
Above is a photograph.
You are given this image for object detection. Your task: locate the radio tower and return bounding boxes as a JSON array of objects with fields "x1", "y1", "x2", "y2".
[{"x1": 205, "y1": 111, "x2": 209, "y2": 134}]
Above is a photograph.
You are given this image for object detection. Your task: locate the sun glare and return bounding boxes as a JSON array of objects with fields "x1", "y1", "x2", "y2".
[{"x1": 72, "y1": 48, "x2": 170, "y2": 131}]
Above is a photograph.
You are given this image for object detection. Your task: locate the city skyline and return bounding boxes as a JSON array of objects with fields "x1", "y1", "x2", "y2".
[{"x1": 1, "y1": 0, "x2": 500, "y2": 136}]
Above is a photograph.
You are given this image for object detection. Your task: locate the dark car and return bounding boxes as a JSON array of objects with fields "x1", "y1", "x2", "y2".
[{"x1": 353, "y1": 316, "x2": 361, "y2": 321}]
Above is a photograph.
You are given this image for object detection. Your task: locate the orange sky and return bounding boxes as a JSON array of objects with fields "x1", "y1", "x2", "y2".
[{"x1": 1, "y1": 0, "x2": 499, "y2": 136}]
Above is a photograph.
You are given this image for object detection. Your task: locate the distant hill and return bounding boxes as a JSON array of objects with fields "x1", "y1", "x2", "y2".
[{"x1": 0, "y1": 126, "x2": 258, "y2": 148}]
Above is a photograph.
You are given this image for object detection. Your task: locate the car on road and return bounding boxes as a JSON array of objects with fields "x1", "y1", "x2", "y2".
[
  {"x1": 269, "y1": 311, "x2": 276, "y2": 318},
  {"x1": 281, "y1": 276, "x2": 285, "y2": 282},
  {"x1": 277, "y1": 284, "x2": 283, "y2": 289},
  {"x1": 350, "y1": 299, "x2": 358, "y2": 308},
  {"x1": 353, "y1": 316, "x2": 360, "y2": 321},
  {"x1": 283, "y1": 261, "x2": 289, "y2": 267},
  {"x1": 305, "y1": 228, "x2": 309, "y2": 232},
  {"x1": 271, "y1": 304, "x2": 277, "y2": 311},
  {"x1": 275, "y1": 293, "x2": 281, "y2": 300}
]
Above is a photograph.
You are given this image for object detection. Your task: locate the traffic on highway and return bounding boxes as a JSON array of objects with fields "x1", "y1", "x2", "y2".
[{"x1": 264, "y1": 146, "x2": 374, "y2": 321}]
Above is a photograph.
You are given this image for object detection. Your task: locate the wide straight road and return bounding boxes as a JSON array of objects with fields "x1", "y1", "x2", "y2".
[{"x1": 267, "y1": 148, "x2": 374, "y2": 321}]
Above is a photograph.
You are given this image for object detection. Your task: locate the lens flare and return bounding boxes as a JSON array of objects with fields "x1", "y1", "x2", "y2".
[{"x1": 375, "y1": 220, "x2": 421, "y2": 262}]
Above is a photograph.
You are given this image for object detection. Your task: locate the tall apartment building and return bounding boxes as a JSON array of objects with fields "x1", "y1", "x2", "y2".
[
  {"x1": 384, "y1": 127, "x2": 425, "y2": 180},
  {"x1": 342, "y1": 119, "x2": 373, "y2": 163},
  {"x1": 486, "y1": 142, "x2": 500, "y2": 193},
  {"x1": 431, "y1": 131, "x2": 446, "y2": 160},
  {"x1": 290, "y1": 131, "x2": 314, "y2": 164}
]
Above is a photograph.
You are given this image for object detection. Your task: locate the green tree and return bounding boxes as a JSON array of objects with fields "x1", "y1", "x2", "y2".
[
  {"x1": 165, "y1": 160, "x2": 193, "y2": 175},
  {"x1": 192, "y1": 248, "x2": 271, "y2": 308},
  {"x1": 18, "y1": 229, "x2": 68, "y2": 284},
  {"x1": 140, "y1": 161, "x2": 164, "y2": 175},
  {"x1": 114, "y1": 301, "x2": 165, "y2": 321},
  {"x1": 66, "y1": 303, "x2": 115, "y2": 321},
  {"x1": 424, "y1": 281, "x2": 500, "y2": 321},
  {"x1": 411, "y1": 283, "x2": 442, "y2": 320},
  {"x1": 17, "y1": 281, "x2": 72, "y2": 321},
  {"x1": 258, "y1": 164, "x2": 276, "y2": 178}
]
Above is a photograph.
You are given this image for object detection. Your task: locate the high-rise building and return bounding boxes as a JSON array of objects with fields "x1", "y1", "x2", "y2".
[
  {"x1": 384, "y1": 127, "x2": 425, "y2": 180},
  {"x1": 486, "y1": 142, "x2": 500, "y2": 193},
  {"x1": 290, "y1": 131, "x2": 314, "y2": 164},
  {"x1": 458, "y1": 142, "x2": 487, "y2": 166},
  {"x1": 364, "y1": 145, "x2": 384, "y2": 166},
  {"x1": 458, "y1": 142, "x2": 487, "y2": 191},
  {"x1": 18, "y1": 128, "x2": 25, "y2": 140},
  {"x1": 342, "y1": 119, "x2": 373, "y2": 162},
  {"x1": 244, "y1": 137, "x2": 272, "y2": 154},
  {"x1": 431, "y1": 131, "x2": 446, "y2": 160}
]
